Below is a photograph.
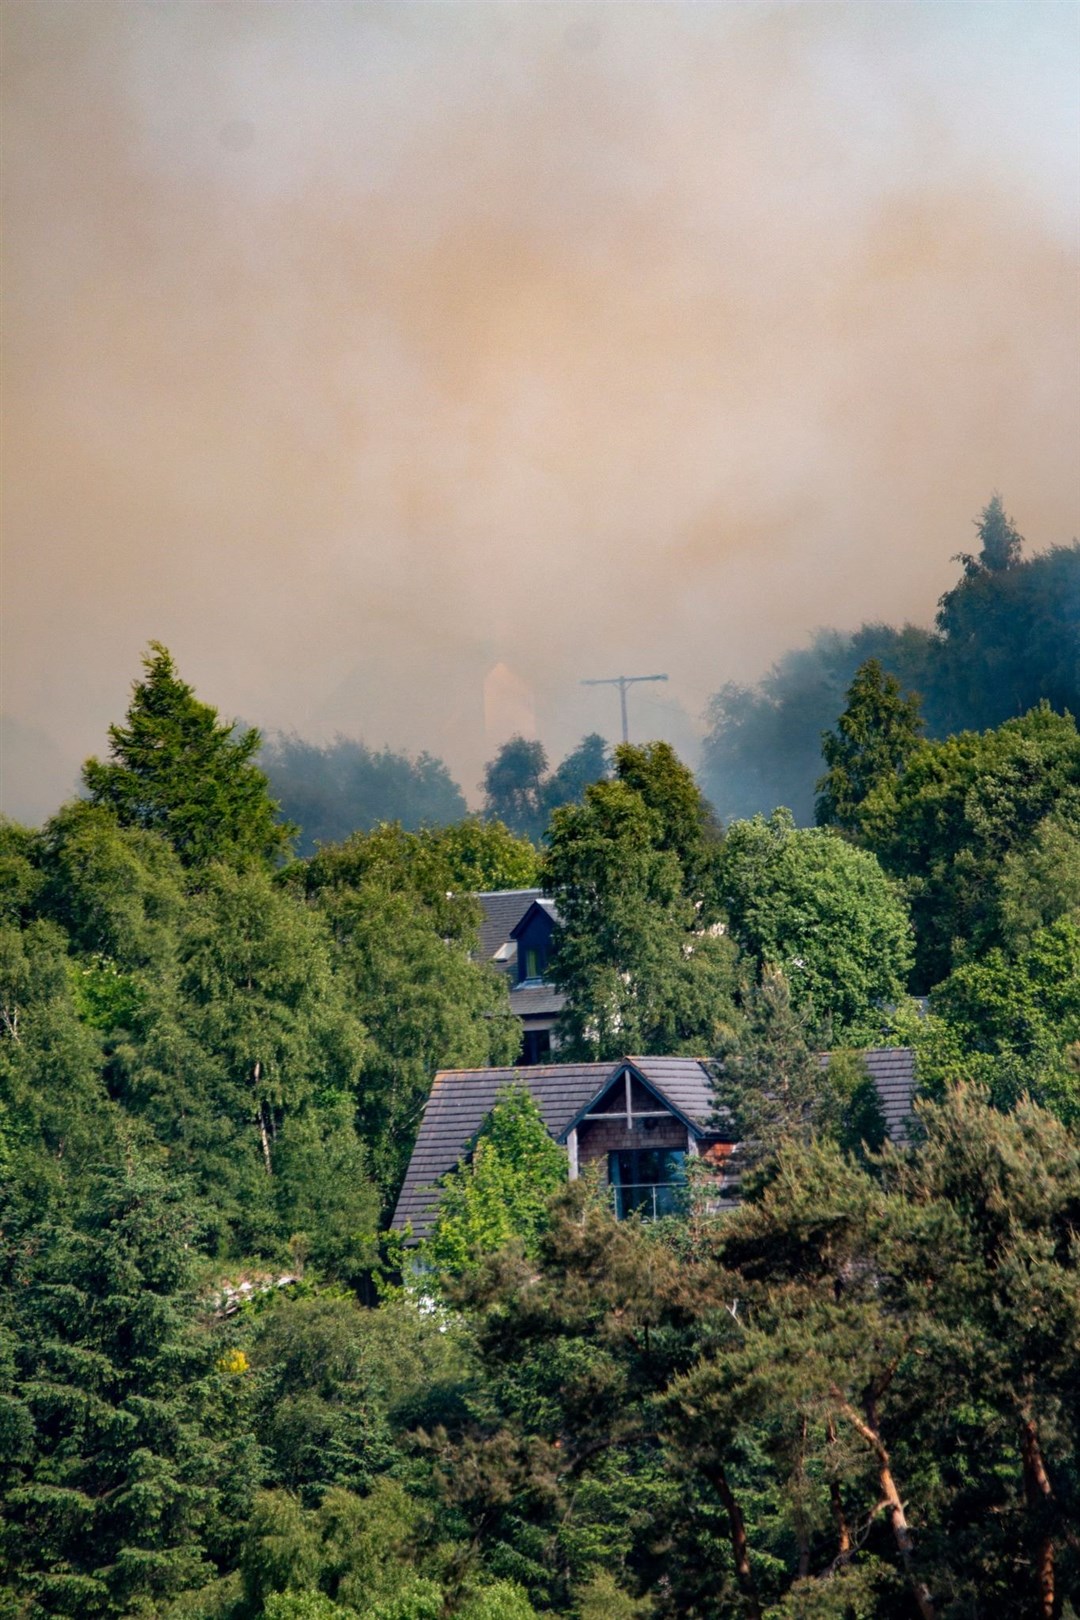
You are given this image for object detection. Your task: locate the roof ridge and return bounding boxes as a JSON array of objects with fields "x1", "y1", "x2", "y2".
[
  {"x1": 476, "y1": 887, "x2": 546, "y2": 898},
  {"x1": 434, "y1": 1061, "x2": 611, "y2": 1079},
  {"x1": 628, "y1": 1054, "x2": 713, "y2": 1064}
]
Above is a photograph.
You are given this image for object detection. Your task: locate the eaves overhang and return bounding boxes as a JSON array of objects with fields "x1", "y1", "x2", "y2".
[{"x1": 555, "y1": 1058, "x2": 707, "y2": 1144}]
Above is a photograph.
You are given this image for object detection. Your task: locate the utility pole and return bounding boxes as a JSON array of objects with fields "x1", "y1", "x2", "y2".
[{"x1": 581, "y1": 673, "x2": 668, "y2": 745}]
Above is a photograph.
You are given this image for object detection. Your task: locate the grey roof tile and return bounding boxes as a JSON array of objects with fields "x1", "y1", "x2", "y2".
[
  {"x1": 392, "y1": 1048, "x2": 919, "y2": 1240},
  {"x1": 629, "y1": 1055, "x2": 719, "y2": 1129},
  {"x1": 509, "y1": 984, "x2": 567, "y2": 1016},
  {"x1": 476, "y1": 890, "x2": 544, "y2": 964},
  {"x1": 815, "y1": 1047, "x2": 917, "y2": 1141},
  {"x1": 392, "y1": 1061, "x2": 612, "y2": 1238},
  {"x1": 858, "y1": 1047, "x2": 917, "y2": 1142}
]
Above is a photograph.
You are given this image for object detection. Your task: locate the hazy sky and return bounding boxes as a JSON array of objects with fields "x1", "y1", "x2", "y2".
[{"x1": 3, "y1": 1, "x2": 1078, "y2": 821}]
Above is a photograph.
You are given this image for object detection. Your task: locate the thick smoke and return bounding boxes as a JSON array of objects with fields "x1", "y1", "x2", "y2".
[{"x1": 3, "y1": 3, "x2": 1078, "y2": 822}]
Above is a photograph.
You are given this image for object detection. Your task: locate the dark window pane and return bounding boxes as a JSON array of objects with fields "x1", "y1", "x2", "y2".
[{"x1": 609, "y1": 1149, "x2": 689, "y2": 1220}]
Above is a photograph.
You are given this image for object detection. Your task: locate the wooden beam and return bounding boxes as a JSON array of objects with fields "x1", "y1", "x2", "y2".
[
  {"x1": 567, "y1": 1128, "x2": 579, "y2": 1181},
  {"x1": 580, "y1": 1109, "x2": 674, "y2": 1121}
]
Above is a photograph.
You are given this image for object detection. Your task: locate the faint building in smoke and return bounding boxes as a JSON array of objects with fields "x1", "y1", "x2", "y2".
[{"x1": 483, "y1": 661, "x2": 538, "y2": 748}]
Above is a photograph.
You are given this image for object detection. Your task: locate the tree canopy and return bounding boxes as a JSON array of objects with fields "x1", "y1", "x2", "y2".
[
  {"x1": 422, "y1": 1086, "x2": 567, "y2": 1277},
  {"x1": 702, "y1": 503, "x2": 1080, "y2": 824},
  {"x1": 83, "y1": 644, "x2": 293, "y2": 868},
  {"x1": 718, "y1": 808, "x2": 913, "y2": 1038},
  {"x1": 5, "y1": 525, "x2": 1080, "y2": 1620},
  {"x1": 260, "y1": 734, "x2": 467, "y2": 857},
  {"x1": 815, "y1": 659, "x2": 924, "y2": 835},
  {"x1": 858, "y1": 703, "x2": 1080, "y2": 987},
  {"x1": 543, "y1": 771, "x2": 738, "y2": 1060},
  {"x1": 614, "y1": 741, "x2": 723, "y2": 915},
  {"x1": 481, "y1": 734, "x2": 611, "y2": 841},
  {"x1": 714, "y1": 969, "x2": 886, "y2": 1171}
]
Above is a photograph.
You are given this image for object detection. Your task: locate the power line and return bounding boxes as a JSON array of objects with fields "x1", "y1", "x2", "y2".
[{"x1": 581, "y1": 673, "x2": 668, "y2": 744}]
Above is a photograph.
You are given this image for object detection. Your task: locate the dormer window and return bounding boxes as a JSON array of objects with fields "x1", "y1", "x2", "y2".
[{"x1": 510, "y1": 898, "x2": 558, "y2": 985}]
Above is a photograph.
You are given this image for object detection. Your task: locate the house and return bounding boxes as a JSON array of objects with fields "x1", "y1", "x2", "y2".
[
  {"x1": 392, "y1": 1049, "x2": 918, "y2": 1241},
  {"x1": 476, "y1": 888, "x2": 566, "y2": 1064}
]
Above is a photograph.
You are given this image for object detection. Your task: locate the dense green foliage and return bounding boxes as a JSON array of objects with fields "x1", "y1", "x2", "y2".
[
  {"x1": 702, "y1": 502, "x2": 1080, "y2": 824},
  {"x1": 84, "y1": 645, "x2": 294, "y2": 869},
  {"x1": 857, "y1": 703, "x2": 1080, "y2": 988},
  {"x1": 421, "y1": 818, "x2": 541, "y2": 893},
  {"x1": 427, "y1": 1088, "x2": 1080, "y2": 1619},
  {"x1": 6, "y1": 1086, "x2": 1078, "y2": 1617},
  {"x1": 260, "y1": 735, "x2": 467, "y2": 858},
  {"x1": 815, "y1": 660, "x2": 924, "y2": 835},
  {"x1": 422, "y1": 1087, "x2": 567, "y2": 1276},
  {"x1": 543, "y1": 747, "x2": 737, "y2": 1059},
  {"x1": 482, "y1": 735, "x2": 610, "y2": 841},
  {"x1": 4, "y1": 626, "x2": 1080, "y2": 1618},
  {"x1": 281, "y1": 823, "x2": 523, "y2": 1196},
  {"x1": 614, "y1": 742, "x2": 724, "y2": 918},
  {"x1": 715, "y1": 971, "x2": 887, "y2": 1169},
  {"x1": 717, "y1": 809, "x2": 913, "y2": 1042},
  {"x1": 2, "y1": 1166, "x2": 260, "y2": 1618}
]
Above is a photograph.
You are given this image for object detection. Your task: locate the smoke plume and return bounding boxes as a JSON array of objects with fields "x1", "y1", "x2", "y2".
[{"x1": 3, "y1": 2, "x2": 1077, "y2": 821}]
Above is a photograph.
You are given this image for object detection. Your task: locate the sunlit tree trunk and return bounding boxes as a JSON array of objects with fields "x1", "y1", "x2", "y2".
[
  {"x1": 709, "y1": 1464, "x2": 762, "y2": 1620},
  {"x1": 832, "y1": 1392, "x2": 934, "y2": 1620},
  {"x1": 1021, "y1": 1416, "x2": 1055, "y2": 1620}
]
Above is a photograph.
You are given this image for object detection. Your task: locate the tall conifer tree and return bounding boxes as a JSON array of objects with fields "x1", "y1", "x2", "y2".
[{"x1": 83, "y1": 644, "x2": 293, "y2": 868}]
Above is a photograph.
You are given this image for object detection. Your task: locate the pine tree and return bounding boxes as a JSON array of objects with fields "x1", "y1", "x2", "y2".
[
  {"x1": 951, "y1": 492, "x2": 1024, "y2": 578},
  {"x1": 714, "y1": 969, "x2": 824, "y2": 1171},
  {"x1": 83, "y1": 643, "x2": 293, "y2": 868},
  {"x1": 815, "y1": 660, "x2": 924, "y2": 835},
  {"x1": 1, "y1": 1164, "x2": 259, "y2": 1617}
]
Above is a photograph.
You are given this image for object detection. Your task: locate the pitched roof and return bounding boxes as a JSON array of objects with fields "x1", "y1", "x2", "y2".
[
  {"x1": 858, "y1": 1047, "x2": 917, "y2": 1142},
  {"x1": 510, "y1": 897, "x2": 560, "y2": 938},
  {"x1": 392, "y1": 1061, "x2": 611, "y2": 1238},
  {"x1": 476, "y1": 889, "x2": 543, "y2": 964},
  {"x1": 813, "y1": 1048, "x2": 917, "y2": 1142},
  {"x1": 630, "y1": 1055, "x2": 720, "y2": 1129},
  {"x1": 552, "y1": 1056, "x2": 723, "y2": 1142},
  {"x1": 392, "y1": 1048, "x2": 919, "y2": 1239}
]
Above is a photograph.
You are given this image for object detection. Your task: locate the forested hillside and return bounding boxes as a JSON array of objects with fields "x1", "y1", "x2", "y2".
[
  {"x1": 260, "y1": 735, "x2": 469, "y2": 858},
  {"x1": 702, "y1": 499, "x2": 1080, "y2": 823},
  {"x1": 2, "y1": 641, "x2": 1079, "y2": 1618},
  {"x1": 259, "y1": 730, "x2": 611, "y2": 858}
]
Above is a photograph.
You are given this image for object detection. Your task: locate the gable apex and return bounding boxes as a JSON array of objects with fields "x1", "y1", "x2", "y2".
[
  {"x1": 509, "y1": 897, "x2": 560, "y2": 939},
  {"x1": 556, "y1": 1057, "x2": 718, "y2": 1143}
]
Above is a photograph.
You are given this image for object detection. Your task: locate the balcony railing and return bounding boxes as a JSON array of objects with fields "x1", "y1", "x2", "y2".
[{"x1": 611, "y1": 1181, "x2": 688, "y2": 1220}]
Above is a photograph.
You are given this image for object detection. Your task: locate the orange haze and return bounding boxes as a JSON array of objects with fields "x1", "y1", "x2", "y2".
[{"x1": 3, "y1": 2, "x2": 1078, "y2": 820}]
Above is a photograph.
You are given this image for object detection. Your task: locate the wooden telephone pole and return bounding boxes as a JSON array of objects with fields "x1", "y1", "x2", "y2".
[{"x1": 581, "y1": 673, "x2": 668, "y2": 744}]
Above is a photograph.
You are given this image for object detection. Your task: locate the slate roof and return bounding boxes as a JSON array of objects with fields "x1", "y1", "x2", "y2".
[
  {"x1": 392, "y1": 1048, "x2": 919, "y2": 1239},
  {"x1": 856, "y1": 1047, "x2": 917, "y2": 1142},
  {"x1": 629, "y1": 1055, "x2": 720, "y2": 1129},
  {"x1": 510, "y1": 897, "x2": 560, "y2": 938},
  {"x1": 509, "y1": 984, "x2": 567, "y2": 1017},
  {"x1": 813, "y1": 1049, "x2": 917, "y2": 1142},
  {"x1": 476, "y1": 889, "x2": 543, "y2": 964},
  {"x1": 392, "y1": 1062, "x2": 612, "y2": 1238}
]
